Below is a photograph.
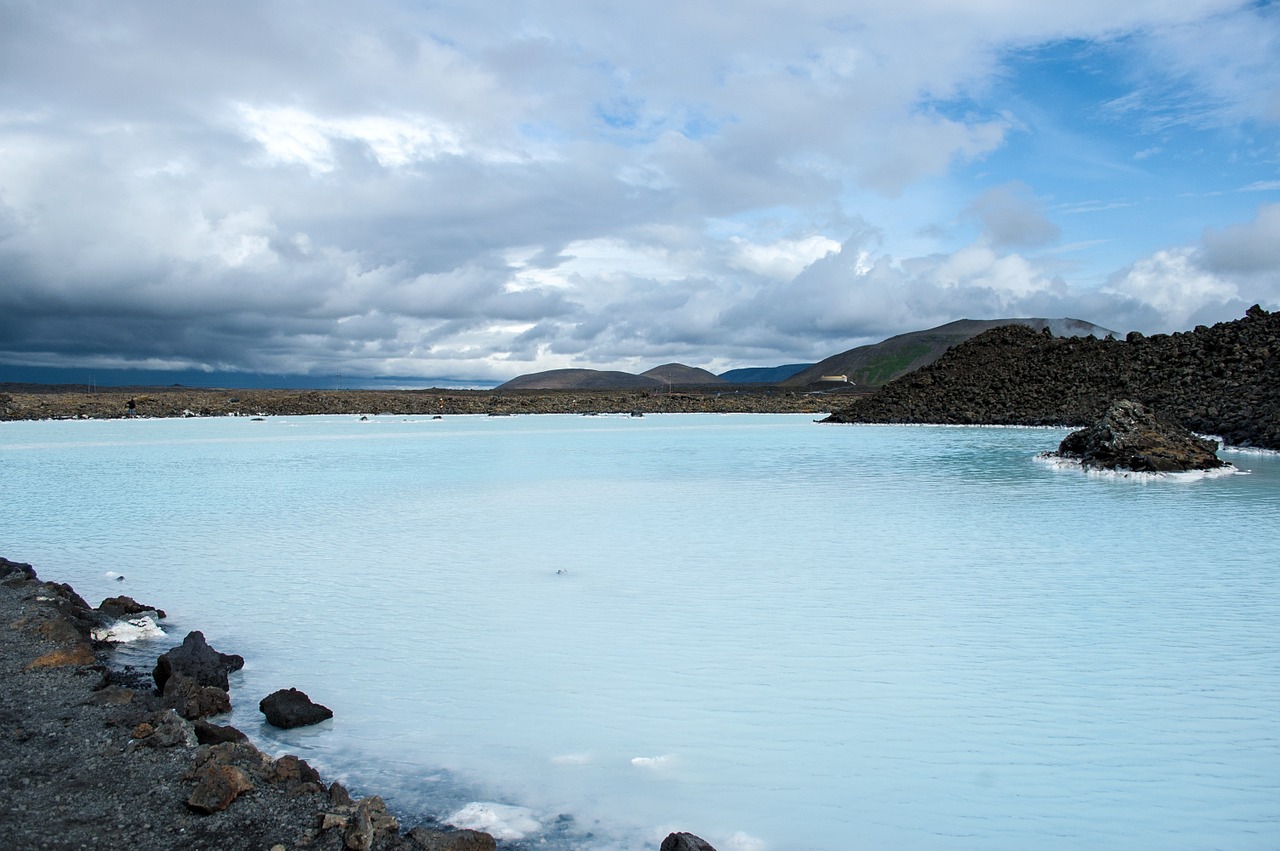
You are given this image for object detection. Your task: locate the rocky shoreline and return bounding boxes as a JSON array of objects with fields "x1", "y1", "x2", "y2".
[
  {"x1": 0, "y1": 557, "x2": 719, "y2": 851},
  {"x1": 0, "y1": 386, "x2": 846, "y2": 422}
]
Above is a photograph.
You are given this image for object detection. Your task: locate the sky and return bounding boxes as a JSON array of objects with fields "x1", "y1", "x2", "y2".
[{"x1": 1, "y1": 0, "x2": 1279, "y2": 385}]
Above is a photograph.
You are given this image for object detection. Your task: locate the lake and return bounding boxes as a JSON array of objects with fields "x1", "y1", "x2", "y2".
[{"x1": 2, "y1": 413, "x2": 1277, "y2": 850}]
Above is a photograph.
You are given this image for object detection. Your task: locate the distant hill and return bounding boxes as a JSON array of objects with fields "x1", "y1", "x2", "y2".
[
  {"x1": 500, "y1": 363, "x2": 731, "y2": 390},
  {"x1": 641, "y1": 364, "x2": 726, "y2": 385},
  {"x1": 497, "y1": 369, "x2": 664, "y2": 390},
  {"x1": 497, "y1": 318, "x2": 1117, "y2": 391},
  {"x1": 718, "y1": 364, "x2": 812, "y2": 384},
  {"x1": 784, "y1": 317, "x2": 1116, "y2": 388}
]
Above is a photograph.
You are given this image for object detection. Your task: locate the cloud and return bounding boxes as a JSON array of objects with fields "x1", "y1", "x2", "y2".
[
  {"x1": 1103, "y1": 203, "x2": 1280, "y2": 330},
  {"x1": 1104, "y1": 248, "x2": 1244, "y2": 330},
  {"x1": 719, "y1": 230, "x2": 1078, "y2": 349},
  {"x1": 1200, "y1": 203, "x2": 1280, "y2": 275},
  {"x1": 964, "y1": 181, "x2": 1061, "y2": 249},
  {"x1": 721, "y1": 197, "x2": 1280, "y2": 351},
  {"x1": 728, "y1": 235, "x2": 842, "y2": 280},
  {"x1": 1, "y1": 0, "x2": 1277, "y2": 382}
]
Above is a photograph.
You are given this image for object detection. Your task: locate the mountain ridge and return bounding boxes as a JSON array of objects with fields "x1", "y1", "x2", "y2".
[
  {"x1": 784, "y1": 317, "x2": 1115, "y2": 388},
  {"x1": 496, "y1": 316, "x2": 1115, "y2": 391}
]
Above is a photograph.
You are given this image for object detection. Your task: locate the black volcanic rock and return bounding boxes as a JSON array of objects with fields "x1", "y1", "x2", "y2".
[
  {"x1": 406, "y1": 825, "x2": 498, "y2": 850},
  {"x1": 1054, "y1": 400, "x2": 1227, "y2": 472},
  {"x1": 153, "y1": 630, "x2": 245, "y2": 692},
  {"x1": 260, "y1": 687, "x2": 334, "y2": 729},
  {"x1": 97, "y1": 595, "x2": 166, "y2": 620},
  {"x1": 193, "y1": 718, "x2": 250, "y2": 745},
  {"x1": 661, "y1": 833, "x2": 718, "y2": 851},
  {"x1": 824, "y1": 306, "x2": 1280, "y2": 450},
  {"x1": 787, "y1": 316, "x2": 1116, "y2": 388},
  {"x1": 0, "y1": 557, "x2": 36, "y2": 584}
]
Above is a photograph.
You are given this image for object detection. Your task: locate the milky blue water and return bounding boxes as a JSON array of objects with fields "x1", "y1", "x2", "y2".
[{"x1": 2, "y1": 414, "x2": 1278, "y2": 850}]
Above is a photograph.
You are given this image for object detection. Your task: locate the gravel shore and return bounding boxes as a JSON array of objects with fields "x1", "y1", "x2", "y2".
[
  {"x1": 1, "y1": 559, "x2": 353, "y2": 850},
  {"x1": 0, "y1": 557, "x2": 430, "y2": 849},
  {"x1": 1, "y1": 385, "x2": 844, "y2": 421},
  {"x1": 0, "y1": 558, "x2": 518, "y2": 851}
]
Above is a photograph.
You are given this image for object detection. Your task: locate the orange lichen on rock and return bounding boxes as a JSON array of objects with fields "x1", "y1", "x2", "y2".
[{"x1": 24, "y1": 643, "x2": 97, "y2": 669}]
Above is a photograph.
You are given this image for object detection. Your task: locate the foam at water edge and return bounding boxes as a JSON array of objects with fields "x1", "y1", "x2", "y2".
[
  {"x1": 446, "y1": 802, "x2": 541, "y2": 841},
  {"x1": 1220, "y1": 443, "x2": 1280, "y2": 457},
  {"x1": 1033, "y1": 452, "x2": 1240, "y2": 480},
  {"x1": 92, "y1": 615, "x2": 166, "y2": 643}
]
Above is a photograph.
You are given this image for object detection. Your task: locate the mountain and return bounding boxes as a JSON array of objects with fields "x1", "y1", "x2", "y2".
[
  {"x1": 499, "y1": 363, "x2": 730, "y2": 390},
  {"x1": 823, "y1": 306, "x2": 1279, "y2": 450},
  {"x1": 718, "y1": 364, "x2": 813, "y2": 383},
  {"x1": 497, "y1": 317, "x2": 1117, "y2": 391},
  {"x1": 784, "y1": 317, "x2": 1116, "y2": 388},
  {"x1": 496, "y1": 369, "x2": 664, "y2": 390},
  {"x1": 641, "y1": 364, "x2": 726, "y2": 385}
]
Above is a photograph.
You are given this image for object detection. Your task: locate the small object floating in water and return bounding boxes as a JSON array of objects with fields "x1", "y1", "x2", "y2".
[
  {"x1": 556, "y1": 568, "x2": 568, "y2": 575},
  {"x1": 631, "y1": 754, "x2": 672, "y2": 767},
  {"x1": 359, "y1": 415, "x2": 369, "y2": 421}
]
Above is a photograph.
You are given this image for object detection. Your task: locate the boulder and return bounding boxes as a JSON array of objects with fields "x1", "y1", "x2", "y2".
[
  {"x1": 406, "y1": 825, "x2": 498, "y2": 850},
  {"x1": 661, "y1": 833, "x2": 718, "y2": 851},
  {"x1": 0, "y1": 557, "x2": 36, "y2": 584},
  {"x1": 317, "y1": 796, "x2": 400, "y2": 851},
  {"x1": 162, "y1": 673, "x2": 232, "y2": 719},
  {"x1": 193, "y1": 718, "x2": 249, "y2": 745},
  {"x1": 259, "y1": 687, "x2": 334, "y2": 729},
  {"x1": 1055, "y1": 399, "x2": 1228, "y2": 472},
  {"x1": 35, "y1": 581, "x2": 110, "y2": 638},
  {"x1": 190, "y1": 740, "x2": 274, "y2": 782},
  {"x1": 131, "y1": 710, "x2": 197, "y2": 749},
  {"x1": 264, "y1": 753, "x2": 327, "y2": 798},
  {"x1": 186, "y1": 763, "x2": 254, "y2": 813},
  {"x1": 271, "y1": 753, "x2": 323, "y2": 784},
  {"x1": 97, "y1": 595, "x2": 166, "y2": 620},
  {"x1": 153, "y1": 630, "x2": 245, "y2": 692}
]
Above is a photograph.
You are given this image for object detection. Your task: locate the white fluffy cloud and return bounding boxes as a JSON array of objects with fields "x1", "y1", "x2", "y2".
[
  {"x1": 1103, "y1": 203, "x2": 1280, "y2": 330},
  {"x1": 1104, "y1": 248, "x2": 1245, "y2": 330},
  {"x1": 0, "y1": 0, "x2": 1277, "y2": 382}
]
